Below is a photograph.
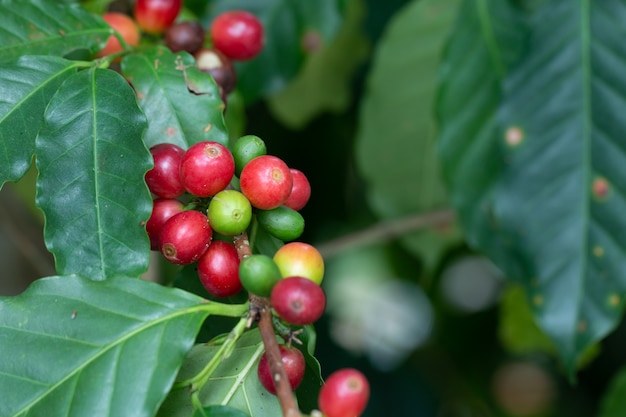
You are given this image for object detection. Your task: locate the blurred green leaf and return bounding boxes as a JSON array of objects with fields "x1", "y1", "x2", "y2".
[
  {"x1": 35, "y1": 68, "x2": 151, "y2": 280},
  {"x1": 205, "y1": 0, "x2": 344, "y2": 103},
  {"x1": 0, "y1": 275, "x2": 209, "y2": 417},
  {"x1": 0, "y1": 56, "x2": 82, "y2": 187},
  {"x1": 158, "y1": 330, "x2": 282, "y2": 417},
  {"x1": 599, "y1": 366, "x2": 626, "y2": 417},
  {"x1": 0, "y1": 0, "x2": 109, "y2": 61},
  {"x1": 356, "y1": 0, "x2": 463, "y2": 273},
  {"x1": 194, "y1": 405, "x2": 250, "y2": 417},
  {"x1": 121, "y1": 46, "x2": 228, "y2": 150},
  {"x1": 267, "y1": 0, "x2": 369, "y2": 129},
  {"x1": 438, "y1": 0, "x2": 626, "y2": 373}
]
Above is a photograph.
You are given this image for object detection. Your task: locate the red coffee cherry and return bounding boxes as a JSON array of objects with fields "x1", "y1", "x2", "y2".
[
  {"x1": 271, "y1": 276, "x2": 325, "y2": 326},
  {"x1": 159, "y1": 210, "x2": 212, "y2": 264},
  {"x1": 318, "y1": 369, "x2": 370, "y2": 417},
  {"x1": 240, "y1": 155, "x2": 293, "y2": 210},
  {"x1": 257, "y1": 345, "x2": 305, "y2": 395},
  {"x1": 134, "y1": 0, "x2": 182, "y2": 34},
  {"x1": 283, "y1": 168, "x2": 311, "y2": 211},
  {"x1": 198, "y1": 240, "x2": 242, "y2": 298},
  {"x1": 210, "y1": 10, "x2": 264, "y2": 61},
  {"x1": 179, "y1": 141, "x2": 234, "y2": 197},
  {"x1": 145, "y1": 143, "x2": 185, "y2": 198},
  {"x1": 97, "y1": 12, "x2": 140, "y2": 57},
  {"x1": 146, "y1": 198, "x2": 184, "y2": 250}
]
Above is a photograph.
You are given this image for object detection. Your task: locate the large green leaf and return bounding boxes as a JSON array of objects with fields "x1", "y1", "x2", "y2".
[
  {"x1": 0, "y1": 275, "x2": 210, "y2": 417},
  {"x1": 158, "y1": 330, "x2": 282, "y2": 417},
  {"x1": 355, "y1": 0, "x2": 463, "y2": 273},
  {"x1": 438, "y1": 0, "x2": 626, "y2": 371},
  {"x1": 0, "y1": 0, "x2": 109, "y2": 61},
  {"x1": 0, "y1": 56, "x2": 83, "y2": 187},
  {"x1": 599, "y1": 366, "x2": 626, "y2": 417},
  {"x1": 122, "y1": 47, "x2": 228, "y2": 150},
  {"x1": 35, "y1": 68, "x2": 152, "y2": 280},
  {"x1": 205, "y1": 0, "x2": 344, "y2": 103}
]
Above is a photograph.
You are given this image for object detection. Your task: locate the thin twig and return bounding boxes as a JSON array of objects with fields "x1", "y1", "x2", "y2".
[{"x1": 316, "y1": 208, "x2": 456, "y2": 258}]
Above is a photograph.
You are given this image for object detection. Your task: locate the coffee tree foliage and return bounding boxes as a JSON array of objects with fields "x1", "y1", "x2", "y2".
[{"x1": 2, "y1": 0, "x2": 626, "y2": 416}]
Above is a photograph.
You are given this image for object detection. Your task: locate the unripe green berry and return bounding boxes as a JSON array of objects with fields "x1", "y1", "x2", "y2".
[
  {"x1": 232, "y1": 134, "x2": 266, "y2": 176},
  {"x1": 239, "y1": 254, "x2": 282, "y2": 297},
  {"x1": 207, "y1": 190, "x2": 252, "y2": 235},
  {"x1": 256, "y1": 205, "x2": 304, "y2": 242}
]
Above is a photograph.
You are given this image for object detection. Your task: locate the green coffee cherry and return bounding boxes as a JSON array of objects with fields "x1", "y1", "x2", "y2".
[
  {"x1": 232, "y1": 135, "x2": 267, "y2": 176},
  {"x1": 207, "y1": 190, "x2": 252, "y2": 235},
  {"x1": 239, "y1": 254, "x2": 282, "y2": 297},
  {"x1": 256, "y1": 205, "x2": 304, "y2": 242}
]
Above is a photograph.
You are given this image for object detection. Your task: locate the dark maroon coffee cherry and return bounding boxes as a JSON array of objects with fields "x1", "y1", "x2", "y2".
[
  {"x1": 165, "y1": 21, "x2": 205, "y2": 53},
  {"x1": 145, "y1": 143, "x2": 185, "y2": 198},
  {"x1": 257, "y1": 345, "x2": 305, "y2": 395},
  {"x1": 270, "y1": 276, "x2": 325, "y2": 326},
  {"x1": 197, "y1": 239, "x2": 242, "y2": 298},
  {"x1": 146, "y1": 198, "x2": 184, "y2": 250},
  {"x1": 159, "y1": 210, "x2": 212, "y2": 264},
  {"x1": 195, "y1": 47, "x2": 237, "y2": 96}
]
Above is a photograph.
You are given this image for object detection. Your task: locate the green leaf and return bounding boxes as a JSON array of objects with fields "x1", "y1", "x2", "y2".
[
  {"x1": 293, "y1": 325, "x2": 323, "y2": 413},
  {"x1": 194, "y1": 405, "x2": 250, "y2": 417},
  {"x1": 0, "y1": 275, "x2": 210, "y2": 417},
  {"x1": 205, "y1": 0, "x2": 344, "y2": 103},
  {"x1": 0, "y1": 0, "x2": 109, "y2": 61},
  {"x1": 121, "y1": 46, "x2": 228, "y2": 150},
  {"x1": 0, "y1": 56, "x2": 83, "y2": 187},
  {"x1": 35, "y1": 68, "x2": 152, "y2": 280},
  {"x1": 267, "y1": 0, "x2": 369, "y2": 129},
  {"x1": 438, "y1": 0, "x2": 626, "y2": 372},
  {"x1": 599, "y1": 366, "x2": 626, "y2": 417},
  {"x1": 355, "y1": 0, "x2": 464, "y2": 273},
  {"x1": 158, "y1": 330, "x2": 282, "y2": 417}
]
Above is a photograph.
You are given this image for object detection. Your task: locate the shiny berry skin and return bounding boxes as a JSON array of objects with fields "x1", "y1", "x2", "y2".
[
  {"x1": 256, "y1": 205, "x2": 304, "y2": 242},
  {"x1": 207, "y1": 190, "x2": 252, "y2": 235},
  {"x1": 271, "y1": 276, "x2": 325, "y2": 326},
  {"x1": 145, "y1": 143, "x2": 185, "y2": 198},
  {"x1": 159, "y1": 210, "x2": 212, "y2": 264},
  {"x1": 231, "y1": 135, "x2": 266, "y2": 176},
  {"x1": 97, "y1": 12, "x2": 140, "y2": 57},
  {"x1": 134, "y1": 0, "x2": 182, "y2": 34},
  {"x1": 195, "y1": 48, "x2": 237, "y2": 96},
  {"x1": 318, "y1": 369, "x2": 370, "y2": 417},
  {"x1": 257, "y1": 345, "x2": 305, "y2": 395},
  {"x1": 239, "y1": 254, "x2": 282, "y2": 297},
  {"x1": 210, "y1": 10, "x2": 264, "y2": 61},
  {"x1": 240, "y1": 155, "x2": 293, "y2": 210},
  {"x1": 283, "y1": 169, "x2": 311, "y2": 211},
  {"x1": 198, "y1": 240, "x2": 242, "y2": 298},
  {"x1": 165, "y1": 21, "x2": 205, "y2": 53},
  {"x1": 273, "y1": 242, "x2": 324, "y2": 284},
  {"x1": 146, "y1": 198, "x2": 184, "y2": 250},
  {"x1": 180, "y1": 141, "x2": 234, "y2": 197}
]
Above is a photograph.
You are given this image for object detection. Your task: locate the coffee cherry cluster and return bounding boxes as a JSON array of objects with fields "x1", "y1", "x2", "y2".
[
  {"x1": 96, "y1": 3, "x2": 264, "y2": 106},
  {"x1": 145, "y1": 135, "x2": 312, "y2": 299}
]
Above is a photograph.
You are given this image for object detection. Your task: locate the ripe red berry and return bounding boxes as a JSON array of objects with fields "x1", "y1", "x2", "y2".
[
  {"x1": 165, "y1": 21, "x2": 205, "y2": 53},
  {"x1": 240, "y1": 155, "x2": 293, "y2": 210},
  {"x1": 159, "y1": 210, "x2": 212, "y2": 264},
  {"x1": 179, "y1": 141, "x2": 234, "y2": 197},
  {"x1": 283, "y1": 168, "x2": 311, "y2": 211},
  {"x1": 97, "y1": 12, "x2": 140, "y2": 57},
  {"x1": 198, "y1": 240, "x2": 242, "y2": 298},
  {"x1": 257, "y1": 345, "x2": 305, "y2": 395},
  {"x1": 210, "y1": 10, "x2": 264, "y2": 61},
  {"x1": 134, "y1": 0, "x2": 182, "y2": 34},
  {"x1": 271, "y1": 276, "x2": 325, "y2": 326},
  {"x1": 145, "y1": 143, "x2": 186, "y2": 198},
  {"x1": 318, "y1": 369, "x2": 370, "y2": 417},
  {"x1": 146, "y1": 198, "x2": 184, "y2": 250}
]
